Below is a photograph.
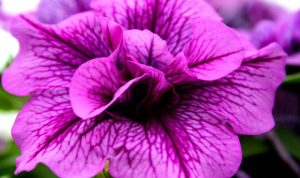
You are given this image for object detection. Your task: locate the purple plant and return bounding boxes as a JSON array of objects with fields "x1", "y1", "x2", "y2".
[
  {"x1": 206, "y1": 0, "x2": 288, "y2": 29},
  {"x1": 36, "y1": 0, "x2": 91, "y2": 24},
  {"x1": 251, "y1": 10, "x2": 300, "y2": 65},
  {"x1": 2, "y1": 0, "x2": 286, "y2": 178}
]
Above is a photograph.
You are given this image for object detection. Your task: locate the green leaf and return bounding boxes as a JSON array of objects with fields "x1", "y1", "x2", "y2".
[
  {"x1": 284, "y1": 73, "x2": 300, "y2": 83},
  {"x1": 240, "y1": 135, "x2": 270, "y2": 158},
  {"x1": 276, "y1": 128, "x2": 300, "y2": 160}
]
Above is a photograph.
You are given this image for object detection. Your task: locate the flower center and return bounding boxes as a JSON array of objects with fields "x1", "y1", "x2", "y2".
[{"x1": 107, "y1": 80, "x2": 178, "y2": 123}]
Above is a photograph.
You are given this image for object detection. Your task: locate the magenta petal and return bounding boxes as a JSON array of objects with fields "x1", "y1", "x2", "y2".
[
  {"x1": 123, "y1": 30, "x2": 174, "y2": 71},
  {"x1": 12, "y1": 88, "x2": 116, "y2": 178},
  {"x1": 70, "y1": 57, "x2": 144, "y2": 119},
  {"x1": 2, "y1": 12, "x2": 122, "y2": 96},
  {"x1": 184, "y1": 20, "x2": 245, "y2": 81},
  {"x1": 164, "y1": 52, "x2": 195, "y2": 85},
  {"x1": 91, "y1": 0, "x2": 220, "y2": 55},
  {"x1": 108, "y1": 115, "x2": 241, "y2": 178},
  {"x1": 179, "y1": 43, "x2": 286, "y2": 135}
]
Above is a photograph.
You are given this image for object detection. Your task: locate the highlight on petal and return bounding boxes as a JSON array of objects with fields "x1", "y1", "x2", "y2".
[
  {"x1": 91, "y1": 0, "x2": 221, "y2": 55},
  {"x1": 70, "y1": 57, "x2": 144, "y2": 120},
  {"x1": 12, "y1": 88, "x2": 118, "y2": 178},
  {"x1": 36, "y1": 0, "x2": 91, "y2": 24},
  {"x1": 108, "y1": 114, "x2": 241, "y2": 178},
  {"x1": 184, "y1": 20, "x2": 245, "y2": 81},
  {"x1": 178, "y1": 43, "x2": 286, "y2": 135},
  {"x1": 2, "y1": 12, "x2": 122, "y2": 96},
  {"x1": 123, "y1": 29, "x2": 174, "y2": 71}
]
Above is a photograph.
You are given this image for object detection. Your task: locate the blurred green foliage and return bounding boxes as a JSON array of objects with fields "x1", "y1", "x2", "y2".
[
  {"x1": 285, "y1": 73, "x2": 300, "y2": 83},
  {"x1": 277, "y1": 128, "x2": 300, "y2": 160},
  {"x1": 240, "y1": 136, "x2": 270, "y2": 158},
  {"x1": 0, "y1": 141, "x2": 56, "y2": 178},
  {"x1": 0, "y1": 84, "x2": 27, "y2": 111}
]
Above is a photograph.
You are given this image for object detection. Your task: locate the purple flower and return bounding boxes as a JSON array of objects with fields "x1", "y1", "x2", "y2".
[
  {"x1": 36, "y1": 0, "x2": 91, "y2": 24},
  {"x1": 206, "y1": 0, "x2": 288, "y2": 29},
  {"x1": 250, "y1": 10, "x2": 300, "y2": 65},
  {"x1": 2, "y1": 0, "x2": 286, "y2": 178}
]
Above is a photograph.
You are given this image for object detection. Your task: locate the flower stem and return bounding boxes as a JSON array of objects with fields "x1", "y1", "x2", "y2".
[{"x1": 266, "y1": 131, "x2": 300, "y2": 177}]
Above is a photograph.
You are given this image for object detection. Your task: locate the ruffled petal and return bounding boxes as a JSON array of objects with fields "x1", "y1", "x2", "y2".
[
  {"x1": 91, "y1": 0, "x2": 220, "y2": 55},
  {"x1": 12, "y1": 88, "x2": 118, "y2": 178},
  {"x1": 2, "y1": 12, "x2": 122, "y2": 96},
  {"x1": 125, "y1": 60, "x2": 172, "y2": 104},
  {"x1": 69, "y1": 57, "x2": 144, "y2": 119},
  {"x1": 177, "y1": 43, "x2": 286, "y2": 135},
  {"x1": 123, "y1": 29, "x2": 174, "y2": 71},
  {"x1": 184, "y1": 20, "x2": 245, "y2": 81}
]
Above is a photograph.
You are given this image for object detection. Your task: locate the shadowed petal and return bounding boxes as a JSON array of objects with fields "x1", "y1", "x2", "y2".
[
  {"x1": 91, "y1": 0, "x2": 220, "y2": 55},
  {"x1": 70, "y1": 57, "x2": 144, "y2": 120},
  {"x1": 125, "y1": 60, "x2": 172, "y2": 104},
  {"x1": 108, "y1": 115, "x2": 241, "y2": 178},
  {"x1": 12, "y1": 88, "x2": 118, "y2": 178},
  {"x1": 2, "y1": 12, "x2": 122, "y2": 96},
  {"x1": 184, "y1": 20, "x2": 245, "y2": 81},
  {"x1": 37, "y1": 0, "x2": 91, "y2": 24},
  {"x1": 178, "y1": 43, "x2": 286, "y2": 135}
]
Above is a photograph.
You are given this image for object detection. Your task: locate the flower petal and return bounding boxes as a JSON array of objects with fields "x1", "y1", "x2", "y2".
[
  {"x1": 178, "y1": 43, "x2": 286, "y2": 135},
  {"x1": 36, "y1": 0, "x2": 91, "y2": 24},
  {"x1": 123, "y1": 29, "x2": 174, "y2": 71},
  {"x1": 125, "y1": 60, "x2": 172, "y2": 104},
  {"x1": 108, "y1": 115, "x2": 241, "y2": 178},
  {"x1": 91, "y1": 0, "x2": 220, "y2": 55},
  {"x1": 2, "y1": 12, "x2": 122, "y2": 96},
  {"x1": 69, "y1": 57, "x2": 144, "y2": 120},
  {"x1": 184, "y1": 20, "x2": 245, "y2": 81},
  {"x1": 12, "y1": 88, "x2": 118, "y2": 178}
]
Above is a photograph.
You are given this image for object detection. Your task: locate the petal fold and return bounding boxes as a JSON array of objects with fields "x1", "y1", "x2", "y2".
[
  {"x1": 123, "y1": 29, "x2": 174, "y2": 71},
  {"x1": 70, "y1": 57, "x2": 144, "y2": 119}
]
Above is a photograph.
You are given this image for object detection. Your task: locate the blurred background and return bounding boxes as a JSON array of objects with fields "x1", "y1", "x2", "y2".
[{"x1": 1, "y1": 0, "x2": 300, "y2": 178}]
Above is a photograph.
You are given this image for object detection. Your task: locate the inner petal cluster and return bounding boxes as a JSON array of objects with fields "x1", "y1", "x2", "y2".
[{"x1": 69, "y1": 30, "x2": 180, "y2": 123}]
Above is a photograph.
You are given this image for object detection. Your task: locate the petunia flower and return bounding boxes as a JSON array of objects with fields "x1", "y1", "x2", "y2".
[
  {"x1": 2, "y1": 1, "x2": 286, "y2": 178},
  {"x1": 250, "y1": 10, "x2": 300, "y2": 65},
  {"x1": 205, "y1": 0, "x2": 288, "y2": 29},
  {"x1": 36, "y1": 0, "x2": 91, "y2": 24}
]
